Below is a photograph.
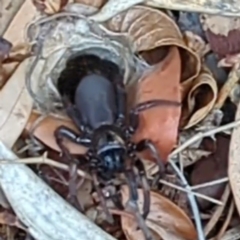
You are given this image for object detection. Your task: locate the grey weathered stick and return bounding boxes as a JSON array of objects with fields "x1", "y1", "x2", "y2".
[
  {"x1": 145, "y1": 0, "x2": 240, "y2": 17},
  {"x1": 0, "y1": 141, "x2": 116, "y2": 240}
]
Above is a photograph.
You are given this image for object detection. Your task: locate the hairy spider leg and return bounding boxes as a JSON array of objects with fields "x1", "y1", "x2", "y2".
[
  {"x1": 91, "y1": 168, "x2": 114, "y2": 224},
  {"x1": 54, "y1": 126, "x2": 89, "y2": 211},
  {"x1": 136, "y1": 139, "x2": 165, "y2": 187},
  {"x1": 54, "y1": 126, "x2": 91, "y2": 146},
  {"x1": 124, "y1": 153, "x2": 154, "y2": 240}
]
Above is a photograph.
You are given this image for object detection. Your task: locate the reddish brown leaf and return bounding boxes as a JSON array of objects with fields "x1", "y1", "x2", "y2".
[
  {"x1": 121, "y1": 185, "x2": 197, "y2": 240},
  {"x1": 132, "y1": 47, "x2": 181, "y2": 162}
]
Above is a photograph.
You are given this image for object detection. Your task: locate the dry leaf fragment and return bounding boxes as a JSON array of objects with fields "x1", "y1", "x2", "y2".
[
  {"x1": 0, "y1": 61, "x2": 19, "y2": 89},
  {"x1": 0, "y1": 211, "x2": 26, "y2": 230},
  {"x1": 132, "y1": 47, "x2": 181, "y2": 162},
  {"x1": 32, "y1": 0, "x2": 69, "y2": 14},
  {"x1": 5, "y1": 43, "x2": 33, "y2": 63},
  {"x1": 0, "y1": 37, "x2": 12, "y2": 60},
  {"x1": 121, "y1": 185, "x2": 197, "y2": 240},
  {"x1": 181, "y1": 66, "x2": 218, "y2": 129},
  {"x1": 106, "y1": 6, "x2": 200, "y2": 86}
]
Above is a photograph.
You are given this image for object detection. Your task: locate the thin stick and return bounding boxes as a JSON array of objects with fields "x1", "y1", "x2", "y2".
[
  {"x1": 191, "y1": 177, "x2": 229, "y2": 190},
  {"x1": 160, "y1": 180, "x2": 223, "y2": 205},
  {"x1": 170, "y1": 119, "x2": 240, "y2": 158},
  {"x1": 169, "y1": 159, "x2": 205, "y2": 240},
  {"x1": 215, "y1": 200, "x2": 234, "y2": 240},
  {"x1": 204, "y1": 185, "x2": 230, "y2": 236},
  {"x1": 0, "y1": 156, "x2": 91, "y2": 179}
]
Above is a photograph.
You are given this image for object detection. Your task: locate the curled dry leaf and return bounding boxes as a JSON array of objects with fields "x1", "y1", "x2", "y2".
[
  {"x1": 132, "y1": 47, "x2": 181, "y2": 162},
  {"x1": 181, "y1": 66, "x2": 218, "y2": 129},
  {"x1": 105, "y1": 6, "x2": 200, "y2": 89},
  {"x1": 32, "y1": 0, "x2": 69, "y2": 14},
  {"x1": 25, "y1": 111, "x2": 87, "y2": 154},
  {"x1": 121, "y1": 185, "x2": 197, "y2": 240},
  {"x1": 228, "y1": 97, "x2": 240, "y2": 216}
]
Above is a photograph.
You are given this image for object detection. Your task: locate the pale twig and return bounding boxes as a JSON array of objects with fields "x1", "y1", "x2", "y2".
[
  {"x1": 170, "y1": 119, "x2": 240, "y2": 158},
  {"x1": 191, "y1": 177, "x2": 229, "y2": 190},
  {"x1": 169, "y1": 159, "x2": 205, "y2": 240},
  {"x1": 204, "y1": 185, "x2": 230, "y2": 236},
  {"x1": 215, "y1": 200, "x2": 234, "y2": 240},
  {"x1": 160, "y1": 180, "x2": 223, "y2": 205},
  {"x1": 0, "y1": 155, "x2": 91, "y2": 179}
]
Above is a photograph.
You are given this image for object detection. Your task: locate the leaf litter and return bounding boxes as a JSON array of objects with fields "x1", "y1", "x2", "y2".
[{"x1": 1, "y1": 0, "x2": 240, "y2": 240}]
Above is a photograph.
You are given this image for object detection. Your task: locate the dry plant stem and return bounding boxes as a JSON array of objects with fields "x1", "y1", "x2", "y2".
[
  {"x1": 214, "y1": 64, "x2": 240, "y2": 109},
  {"x1": 145, "y1": 0, "x2": 240, "y2": 17},
  {"x1": 209, "y1": 226, "x2": 240, "y2": 240},
  {"x1": 0, "y1": 141, "x2": 116, "y2": 240},
  {"x1": 169, "y1": 159, "x2": 205, "y2": 240},
  {"x1": 204, "y1": 185, "x2": 231, "y2": 236},
  {"x1": 191, "y1": 177, "x2": 229, "y2": 190},
  {"x1": 0, "y1": 156, "x2": 91, "y2": 180},
  {"x1": 215, "y1": 200, "x2": 234, "y2": 240},
  {"x1": 170, "y1": 120, "x2": 240, "y2": 158},
  {"x1": 160, "y1": 180, "x2": 223, "y2": 205}
]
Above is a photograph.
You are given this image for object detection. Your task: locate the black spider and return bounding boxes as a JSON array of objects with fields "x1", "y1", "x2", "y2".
[{"x1": 54, "y1": 54, "x2": 180, "y2": 239}]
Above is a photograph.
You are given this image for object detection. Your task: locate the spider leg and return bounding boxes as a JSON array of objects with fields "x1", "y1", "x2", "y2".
[
  {"x1": 136, "y1": 139, "x2": 165, "y2": 186},
  {"x1": 134, "y1": 157, "x2": 150, "y2": 219},
  {"x1": 91, "y1": 170, "x2": 114, "y2": 224},
  {"x1": 124, "y1": 161, "x2": 154, "y2": 240},
  {"x1": 54, "y1": 128, "x2": 88, "y2": 212},
  {"x1": 54, "y1": 125, "x2": 91, "y2": 147}
]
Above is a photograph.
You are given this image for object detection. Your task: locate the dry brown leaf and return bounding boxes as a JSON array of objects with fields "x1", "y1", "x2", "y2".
[
  {"x1": 228, "y1": 99, "x2": 240, "y2": 216},
  {"x1": 25, "y1": 111, "x2": 87, "y2": 154},
  {"x1": 32, "y1": 0, "x2": 69, "y2": 14},
  {"x1": 106, "y1": 6, "x2": 200, "y2": 88},
  {"x1": 121, "y1": 185, "x2": 197, "y2": 240},
  {"x1": 132, "y1": 47, "x2": 181, "y2": 162},
  {"x1": 181, "y1": 66, "x2": 218, "y2": 129}
]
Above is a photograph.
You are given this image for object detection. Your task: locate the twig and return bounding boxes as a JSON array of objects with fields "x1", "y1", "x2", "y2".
[
  {"x1": 215, "y1": 200, "x2": 234, "y2": 240},
  {"x1": 204, "y1": 185, "x2": 230, "y2": 236},
  {"x1": 0, "y1": 155, "x2": 91, "y2": 179},
  {"x1": 169, "y1": 159, "x2": 205, "y2": 240},
  {"x1": 160, "y1": 180, "x2": 223, "y2": 205},
  {"x1": 191, "y1": 177, "x2": 229, "y2": 190},
  {"x1": 170, "y1": 119, "x2": 240, "y2": 158}
]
